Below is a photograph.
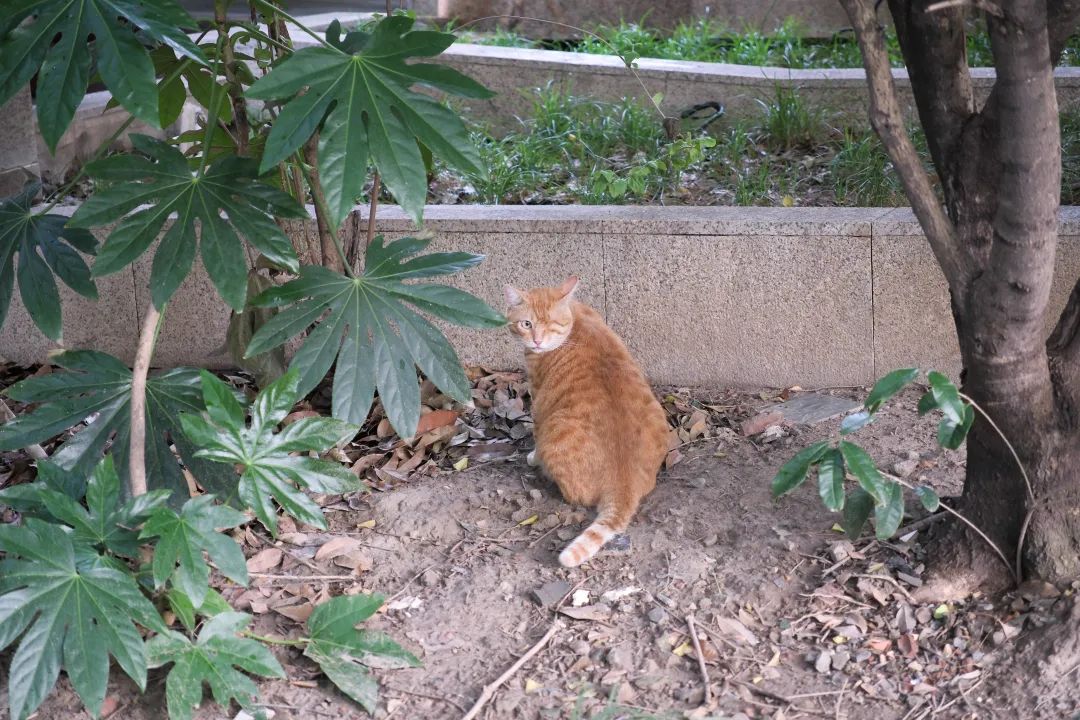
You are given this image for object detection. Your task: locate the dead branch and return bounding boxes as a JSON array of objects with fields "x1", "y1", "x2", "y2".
[
  {"x1": 840, "y1": 0, "x2": 964, "y2": 294},
  {"x1": 461, "y1": 621, "x2": 562, "y2": 720},
  {"x1": 686, "y1": 614, "x2": 713, "y2": 705}
]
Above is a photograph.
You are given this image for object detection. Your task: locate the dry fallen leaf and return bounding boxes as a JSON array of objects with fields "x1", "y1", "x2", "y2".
[
  {"x1": 415, "y1": 409, "x2": 459, "y2": 435},
  {"x1": 246, "y1": 548, "x2": 283, "y2": 573},
  {"x1": 273, "y1": 602, "x2": 314, "y2": 622},
  {"x1": 558, "y1": 605, "x2": 612, "y2": 622},
  {"x1": 314, "y1": 536, "x2": 361, "y2": 562}
]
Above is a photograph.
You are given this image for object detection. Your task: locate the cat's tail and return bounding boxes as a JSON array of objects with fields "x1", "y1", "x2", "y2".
[{"x1": 558, "y1": 497, "x2": 636, "y2": 568}]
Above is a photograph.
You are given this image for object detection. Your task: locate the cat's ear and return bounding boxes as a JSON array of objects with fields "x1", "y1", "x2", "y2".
[
  {"x1": 558, "y1": 275, "x2": 579, "y2": 299},
  {"x1": 503, "y1": 285, "x2": 525, "y2": 306}
]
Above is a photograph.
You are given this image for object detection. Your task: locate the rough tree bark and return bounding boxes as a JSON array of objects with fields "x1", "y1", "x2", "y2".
[{"x1": 841, "y1": 0, "x2": 1080, "y2": 593}]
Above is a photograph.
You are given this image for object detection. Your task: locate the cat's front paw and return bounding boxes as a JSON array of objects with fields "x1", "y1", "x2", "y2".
[{"x1": 527, "y1": 449, "x2": 539, "y2": 467}]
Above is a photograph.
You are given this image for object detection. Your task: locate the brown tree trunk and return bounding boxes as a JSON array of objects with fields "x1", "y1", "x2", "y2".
[{"x1": 845, "y1": 0, "x2": 1080, "y2": 592}]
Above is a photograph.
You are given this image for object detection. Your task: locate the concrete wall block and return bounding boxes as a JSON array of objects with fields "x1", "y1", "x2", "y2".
[
  {"x1": 871, "y1": 226, "x2": 1080, "y2": 380},
  {"x1": 0, "y1": 228, "x2": 140, "y2": 365},
  {"x1": 603, "y1": 232, "x2": 875, "y2": 387},
  {"x1": 0, "y1": 87, "x2": 37, "y2": 172}
]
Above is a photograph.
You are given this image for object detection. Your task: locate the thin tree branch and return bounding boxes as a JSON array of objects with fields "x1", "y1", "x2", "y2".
[
  {"x1": 215, "y1": 4, "x2": 250, "y2": 156},
  {"x1": 0, "y1": 400, "x2": 48, "y2": 461},
  {"x1": 841, "y1": 0, "x2": 965, "y2": 294},
  {"x1": 886, "y1": 0, "x2": 974, "y2": 209},
  {"x1": 1048, "y1": 0, "x2": 1080, "y2": 63},
  {"x1": 461, "y1": 621, "x2": 562, "y2": 720},
  {"x1": 686, "y1": 614, "x2": 713, "y2": 706},
  {"x1": 366, "y1": 172, "x2": 380, "y2": 250},
  {"x1": 129, "y1": 303, "x2": 163, "y2": 497}
]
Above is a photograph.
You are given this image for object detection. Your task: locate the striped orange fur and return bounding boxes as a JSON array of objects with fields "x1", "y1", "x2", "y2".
[{"x1": 504, "y1": 277, "x2": 669, "y2": 567}]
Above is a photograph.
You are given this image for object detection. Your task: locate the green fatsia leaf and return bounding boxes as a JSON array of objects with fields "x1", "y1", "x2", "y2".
[
  {"x1": 0, "y1": 350, "x2": 235, "y2": 503},
  {"x1": 147, "y1": 612, "x2": 285, "y2": 720},
  {"x1": 0, "y1": 518, "x2": 167, "y2": 720},
  {"x1": 245, "y1": 236, "x2": 504, "y2": 436},
  {"x1": 177, "y1": 369, "x2": 362, "y2": 536},
  {"x1": 0, "y1": 455, "x2": 170, "y2": 558},
  {"x1": 141, "y1": 494, "x2": 248, "y2": 608},
  {"x1": 0, "y1": 181, "x2": 98, "y2": 341},
  {"x1": 67, "y1": 135, "x2": 305, "y2": 311},
  {"x1": 0, "y1": 0, "x2": 206, "y2": 151},
  {"x1": 304, "y1": 594, "x2": 420, "y2": 714},
  {"x1": 246, "y1": 15, "x2": 494, "y2": 226}
]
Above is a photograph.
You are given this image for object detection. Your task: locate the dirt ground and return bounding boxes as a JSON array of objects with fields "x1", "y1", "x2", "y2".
[{"x1": 6, "y1": 386, "x2": 1080, "y2": 720}]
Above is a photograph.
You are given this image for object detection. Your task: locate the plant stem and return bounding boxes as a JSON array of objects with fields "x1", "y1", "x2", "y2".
[
  {"x1": 215, "y1": 5, "x2": 251, "y2": 157},
  {"x1": 242, "y1": 631, "x2": 308, "y2": 647},
  {"x1": 886, "y1": 471, "x2": 1018, "y2": 583},
  {"x1": 248, "y1": 0, "x2": 337, "y2": 50},
  {"x1": 198, "y1": 39, "x2": 228, "y2": 176},
  {"x1": 129, "y1": 303, "x2": 166, "y2": 497},
  {"x1": 365, "y1": 172, "x2": 380, "y2": 249},
  {"x1": 299, "y1": 140, "x2": 351, "y2": 275},
  {"x1": 40, "y1": 30, "x2": 208, "y2": 214},
  {"x1": 0, "y1": 400, "x2": 48, "y2": 460}
]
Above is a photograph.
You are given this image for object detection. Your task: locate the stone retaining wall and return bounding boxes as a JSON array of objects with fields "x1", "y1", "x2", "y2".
[
  {"x1": 4, "y1": 206, "x2": 1079, "y2": 388},
  {"x1": 432, "y1": 44, "x2": 1080, "y2": 132}
]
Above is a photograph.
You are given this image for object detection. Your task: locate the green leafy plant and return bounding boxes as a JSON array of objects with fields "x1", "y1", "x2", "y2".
[
  {"x1": 0, "y1": 455, "x2": 170, "y2": 558},
  {"x1": 0, "y1": 0, "x2": 207, "y2": 151},
  {"x1": 69, "y1": 134, "x2": 306, "y2": 310},
  {"x1": 147, "y1": 612, "x2": 286, "y2": 720},
  {"x1": 179, "y1": 368, "x2": 362, "y2": 534},
  {"x1": 142, "y1": 495, "x2": 249, "y2": 607},
  {"x1": 770, "y1": 368, "x2": 955, "y2": 540},
  {"x1": 247, "y1": 15, "x2": 492, "y2": 225},
  {"x1": 303, "y1": 594, "x2": 420, "y2": 713},
  {"x1": 244, "y1": 236, "x2": 504, "y2": 435},
  {"x1": 0, "y1": 350, "x2": 233, "y2": 500},
  {"x1": 0, "y1": 515, "x2": 168, "y2": 720},
  {"x1": 1, "y1": 5, "x2": 492, "y2": 717},
  {"x1": 0, "y1": 182, "x2": 98, "y2": 341}
]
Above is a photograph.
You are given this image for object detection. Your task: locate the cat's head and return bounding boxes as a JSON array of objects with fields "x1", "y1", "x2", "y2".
[{"x1": 503, "y1": 276, "x2": 579, "y2": 353}]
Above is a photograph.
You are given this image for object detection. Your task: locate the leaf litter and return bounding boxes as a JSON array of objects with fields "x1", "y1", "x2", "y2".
[{"x1": 4, "y1": 363, "x2": 1069, "y2": 719}]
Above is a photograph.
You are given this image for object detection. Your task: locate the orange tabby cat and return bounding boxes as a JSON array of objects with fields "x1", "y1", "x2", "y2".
[{"x1": 504, "y1": 276, "x2": 669, "y2": 567}]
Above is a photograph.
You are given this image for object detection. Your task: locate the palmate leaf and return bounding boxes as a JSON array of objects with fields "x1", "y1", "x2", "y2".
[
  {"x1": 246, "y1": 15, "x2": 494, "y2": 225},
  {"x1": 147, "y1": 612, "x2": 285, "y2": 720},
  {"x1": 304, "y1": 595, "x2": 420, "y2": 713},
  {"x1": 0, "y1": 0, "x2": 206, "y2": 151},
  {"x1": 244, "y1": 235, "x2": 505, "y2": 436},
  {"x1": 0, "y1": 518, "x2": 167, "y2": 720},
  {"x1": 0, "y1": 455, "x2": 170, "y2": 558},
  {"x1": 0, "y1": 181, "x2": 98, "y2": 341},
  {"x1": 0, "y1": 350, "x2": 234, "y2": 503},
  {"x1": 141, "y1": 494, "x2": 249, "y2": 608},
  {"x1": 67, "y1": 134, "x2": 306, "y2": 311},
  {"x1": 178, "y1": 370, "x2": 362, "y2": 536}
]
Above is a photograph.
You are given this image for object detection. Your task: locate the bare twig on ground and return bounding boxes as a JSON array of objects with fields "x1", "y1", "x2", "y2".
[
  {"x1": 384, "y1": 684, "x2": 468, "y2": 714},
  {"x1": 686, "y1": 614, "x2": 713, "y2": 705},
  {"x1": 0, "y1": 399, "x2": 47, "y2": 460},
  {"x1": 249, "y1": 572, "x2": 356, "y2": 582},
  {"x1": 129, "y1": 303, "x2": 162, "y2": 497},
  {"x1": 388, "y1": 563, "x2": 439, "y2": 602},
  {"x1": 461, "y1": 621, "x2": 562, "y2": 720}
]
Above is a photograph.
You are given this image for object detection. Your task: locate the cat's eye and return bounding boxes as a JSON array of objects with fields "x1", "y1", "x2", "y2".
[{"x1": 519, "y1": 320, "x2": 533, "y2": 329}]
